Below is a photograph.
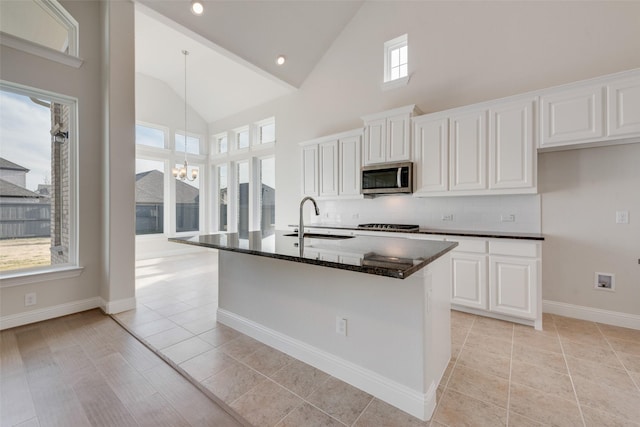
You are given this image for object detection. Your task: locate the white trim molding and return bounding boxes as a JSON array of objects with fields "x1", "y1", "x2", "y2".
[
  {"x1": 100, "y1": 297, "x2": 137, "y2": 314},
  {"x1": 0, "y1": 297, "x2": 101, "y2": 330},
  {"x1": 0, "y1": 266, "x2": 84, "y2": 288},
  {"x1": 543, "y1": 300, "x2": 640, "y2": 330},
  {"x1": 217, "y1": 308, "x2": 440, "y2": 421},
  {"x1": 0, "y1": 31, "x2": 83, "y2": 68}
]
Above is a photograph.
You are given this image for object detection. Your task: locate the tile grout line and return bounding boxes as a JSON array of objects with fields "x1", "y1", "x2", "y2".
[
  {"x1": 349, "y1": 396, "x2": 374, "y2": 427},
  {"x1": 505, "y1": 324, "x2": 514, "y2": 426},
  {"x1": 595, "y1": 323, "x2": 640, "y2": 394},
  {"x1": 554, "y1": 315, "x2": 587, "y2": 427}
]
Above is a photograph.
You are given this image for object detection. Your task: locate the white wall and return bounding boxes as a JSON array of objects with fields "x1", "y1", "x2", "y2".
[
  {"x1": 209, "y1": 1, "x2": 640, "y2": 316},
  {"x1": 0, "y1": 0, "x2": 136, "y2": 323}
]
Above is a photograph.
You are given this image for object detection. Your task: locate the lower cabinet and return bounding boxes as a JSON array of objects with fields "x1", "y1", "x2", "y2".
[{"x1": 448, "y1": 237, "x2": 542, "y2": 329}]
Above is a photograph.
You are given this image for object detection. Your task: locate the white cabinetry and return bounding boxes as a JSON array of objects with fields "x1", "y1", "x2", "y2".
[
  {"x1": 319, "y1": 141, "x2": 338, "y2": 197},
  {"x1": 607, "y1": 75, "x2": 640, "y2": 137},
  {"x1": 489, "y1": 99, "x2": 536, "y2": 190},
  {"x1": 299, "y1": 129, "x2": 363, "y2": 200},
  {"x1": 451, "y1": 252, "x2": 487, "y2": 310},
  {"x1": 413, "y1": 116, "x2": 449, "y2": 194},
  {"x1": 490, "y1": 256, "x2": 538, "y2": 320},
  {"x1": 449, "y1": 110, "x2": 488, "y2": 191},
  {"x1": 301, "y1": 145, "x2": 318, "y2": 197},
  {"x1": 540, "y1": 84, "x2": 604, "y2": 148},
  {"x1": 362, "y1": 105, "x2": 421, "y2": 165}
]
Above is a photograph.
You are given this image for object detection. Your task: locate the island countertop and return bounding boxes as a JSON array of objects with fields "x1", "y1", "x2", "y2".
[{"x1": 169, "y1": 230, "x2": 457, "y2": 279}]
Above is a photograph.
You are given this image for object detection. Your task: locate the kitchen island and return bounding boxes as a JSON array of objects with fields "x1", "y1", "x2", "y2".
[{"x1": 170, "y1": 230, "x2": 457, "y2": 421}]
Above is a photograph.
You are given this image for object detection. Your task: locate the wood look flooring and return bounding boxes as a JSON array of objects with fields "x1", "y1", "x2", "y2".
[{"x1": 0, "y1": 309, "x2": 242, "y2": 427}]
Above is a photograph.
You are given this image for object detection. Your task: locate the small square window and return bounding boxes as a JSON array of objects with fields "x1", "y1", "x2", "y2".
[
  {"x1": 259, "y1": 122, "x2": 275, "y2": 144},
  {"x1": 384, "y1": 34, "x2": 408, "y2": 83},
  {"x1": 237, "y1": 129, "x2": 249, "y2": 149},
  {"x1": 218, "y1": 134, "x2": 228, "y2": 153}
]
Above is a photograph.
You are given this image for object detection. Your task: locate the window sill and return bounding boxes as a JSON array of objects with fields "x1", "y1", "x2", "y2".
[
  {"x1": 381, "y1": 75, "x2": 411, "y2": 91},
  {"x1": 0, "y1": 266, "x2": 84, "y2": 288},
  {"x1": 0, "y1": 31, "x2": 84, "y2": 68}
]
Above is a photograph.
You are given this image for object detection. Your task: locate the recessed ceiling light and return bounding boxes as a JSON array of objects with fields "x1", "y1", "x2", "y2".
[
  {"x1": 276, "y1": 55, "x2": 286, "y2": 65},
  {"x1": 191, "y1": 0, "x2": 204, "y2": 15}
]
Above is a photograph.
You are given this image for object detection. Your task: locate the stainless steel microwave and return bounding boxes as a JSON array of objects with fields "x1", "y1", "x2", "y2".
[{"x1": 361, "y1": 162, "x2": 413, "y2": 195}]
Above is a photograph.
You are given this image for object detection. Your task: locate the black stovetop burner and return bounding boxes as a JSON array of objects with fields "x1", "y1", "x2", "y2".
[{"x1": 357, "y1": 223, "x2": 420, "y2": 232}]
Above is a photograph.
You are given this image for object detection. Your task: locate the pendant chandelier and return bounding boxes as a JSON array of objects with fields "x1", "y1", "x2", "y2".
[{"x1": 172, "y1": 49, "x2": 198, "y2": 182}]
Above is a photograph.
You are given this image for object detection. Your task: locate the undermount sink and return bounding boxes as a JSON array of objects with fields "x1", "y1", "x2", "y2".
[{"x1": 284, "y1": 232, "x2": 355, "y2": 240}]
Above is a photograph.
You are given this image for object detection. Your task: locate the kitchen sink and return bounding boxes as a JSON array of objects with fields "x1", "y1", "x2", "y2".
[{"x1": 284, "y1": 233, "x2": 354, "y2": 240}]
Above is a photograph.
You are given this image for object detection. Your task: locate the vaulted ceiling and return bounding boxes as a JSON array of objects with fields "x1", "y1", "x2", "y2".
[{"x1": 135, "y1": 0, "x2": 363, "y2": 123}]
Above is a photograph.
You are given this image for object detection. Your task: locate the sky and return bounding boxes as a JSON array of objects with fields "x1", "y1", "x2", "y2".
[{"x1": 0, "y1": 90, "x2": 51, "y2": 191}]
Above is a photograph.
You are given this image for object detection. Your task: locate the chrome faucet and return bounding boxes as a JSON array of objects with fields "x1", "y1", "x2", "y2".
[{"x1": 299, "y1": 196, "x2": 320, "y2": 242}]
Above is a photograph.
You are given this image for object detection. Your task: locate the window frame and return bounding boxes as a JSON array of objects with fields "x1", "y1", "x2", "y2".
[
  {"x1": 0, "y1": 80, "x2": 81, "y2": 285},
  {"x1": 383, "y1": 34, "x2": 410, "y2": 90}
]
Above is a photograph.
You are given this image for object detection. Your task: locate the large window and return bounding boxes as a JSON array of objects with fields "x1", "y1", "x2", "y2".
[
  {"x1": 260, "y1": 157, "x2": 275, "y2": 236},
  {"x1": 217, "y1": 164, "x2": 228, "y2": 231},
  {"x1": 175, "y1": 164, "x2": 200, "y2": 233},
  {"x1": 135, "y1": 159, "x2": 165, "y2": 235},
  {"x1": 0, "y1": 83, "x2": 76, "y2": 273},
  {"x1": 237, "y1": 161, "x2": 249, "y2": 238}
]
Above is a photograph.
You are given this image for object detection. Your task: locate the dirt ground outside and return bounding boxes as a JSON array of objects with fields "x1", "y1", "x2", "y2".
[{"x1": 0, "y1": 238, "x2": 51, "y2": 272}]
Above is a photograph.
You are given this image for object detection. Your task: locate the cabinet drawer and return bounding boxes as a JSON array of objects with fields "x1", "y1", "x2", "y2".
[
  {"x1": 447, "y1": 238, "x2": 487, "y2": 253},
  {"x1": 489, "y1": 241, "x2": 539, "y2": 258}
]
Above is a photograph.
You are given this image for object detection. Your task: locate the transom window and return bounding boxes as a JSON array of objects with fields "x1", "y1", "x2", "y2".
[{"x1": 384, "y1": 34, "x2": 408, "y2": 84}]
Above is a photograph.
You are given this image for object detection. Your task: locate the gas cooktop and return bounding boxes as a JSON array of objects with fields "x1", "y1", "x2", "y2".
[{"x1": 357, "y1": 223, "x2": 420, "y2": 232}]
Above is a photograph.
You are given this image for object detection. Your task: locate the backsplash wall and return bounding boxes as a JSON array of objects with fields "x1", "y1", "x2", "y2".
[{"x1": 313, "y1": 194, "x2": 541, "y2": 233}]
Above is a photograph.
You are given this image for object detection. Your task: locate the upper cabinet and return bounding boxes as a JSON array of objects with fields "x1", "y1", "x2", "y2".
[
  {"x1": 539, "y1": 84, "x2": 604, "y2": 148},
  {"x1": 300, "y1": 129, "x2": 363, "y2": 200},
  {"x1": 539, "y1": 69, "x2": 640, "y2": 150},
  {"x1": 449, "y1": 110, "x2": 488, "y2": 191},
  {"x1": 607, "y1": 76, "x2": 640, "y2": 137},
  {"x1": 414, "y1": 97, "x2": 536, "y2": 196},
  {"x1": 489, "y1": 99, "x2": 536, "y2": 190},
  {"x1": 362, "y1": 105, "x2": 421, "y2": 165}
]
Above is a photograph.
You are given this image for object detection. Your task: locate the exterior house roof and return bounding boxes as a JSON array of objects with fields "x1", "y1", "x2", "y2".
[
  {"x1": 136, "y1": 169, "x2": 199, "y2": 204},
  {"x1": 0, "y1": 157, "x2": 30, "y2": 172},
  {"x1": 0, "y1": 178, "x2": 42, "y2": 198}
]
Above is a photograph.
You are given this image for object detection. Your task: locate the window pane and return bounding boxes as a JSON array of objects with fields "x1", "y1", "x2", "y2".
[
  {"x1": 218, "y1": 164, "x2": 228, "y2": 231},
  {"x1": 237, "y1": 162, "x2": 249, "y2": 238},
  {"x1": 218, "y1": 135, "x2": 228, "y2": 153},
  {"x1": 135, "y1": 159, "x2": 164, "y2": 235},
  {"x1": 399, "y1": 45, "x2": 408, "y2": 65},
  {"x1": 0, "y1": 89, "x2": 69, "y2": 271},
  {"x1": 399, "y1": 64, "x2": 408, "y2": 78},
  {"x1": 136, "y1": 125, "x2": 165, "y2": 148},
  {"x1": 238, "y1": 130, "x2": 249, "y2": 149},
  {"x1": 0, "y1": 1, "x2": 71, "y2": 54},
  {"x1": 260, "y1": 157, "x2": 275, "y2": 236},
  {"x1": 391, "y1": 48, "x2": 400, "y2": 67},
  {"x1": 259, "y1": 123, "x2": 275, "y2": 144},
  {"x1": 175, "y1": 164, "x2": 200, "y2": 232},
  {"x1": 391, "y1": 66, "x2": 400, "y2": 80},
  {"x1": 175, "y1": 133, "x2": 200, "y2": 154}
]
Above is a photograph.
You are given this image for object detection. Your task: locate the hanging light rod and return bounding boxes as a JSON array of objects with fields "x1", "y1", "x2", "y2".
[
  {"x1": 172, "y1": 49, "x2": 198, "y2": 182},
  {"x1": 191, "y1": 0, "x2": 204, "y2": 15}
]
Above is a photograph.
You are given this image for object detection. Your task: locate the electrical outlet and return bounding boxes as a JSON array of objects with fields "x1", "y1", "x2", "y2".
[
  {"x1": 441, "y1": 214, "x2": 454, "y2": 221},
  {"x1": 501, "y1": 214, "x2": 516, "y2": 222},
  {"x1": 616, "y1": 211, "x2": 629, "y2": 224},
  {"x1": 336, "y1": 317, "x2": 347, "y2": 336},
  {"x1": 25, "y1": 292, "x2": 37, "y2": 306}
]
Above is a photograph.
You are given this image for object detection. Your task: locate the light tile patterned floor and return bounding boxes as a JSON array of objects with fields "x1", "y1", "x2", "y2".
[{"x1": 117, "y1": 253, "x2": 640, "y2": 427}]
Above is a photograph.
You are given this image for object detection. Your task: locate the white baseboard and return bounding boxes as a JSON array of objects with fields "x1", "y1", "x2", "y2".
[
  {"x1": 217, "y1": 308, "x2": 436, "y2": 421},
  {"x1": 100, "y1": 296, "x2": 136, "y2": 314},
  {"x1": 543, "y1": 300, "x2": 640, "y2": 330},
  {"x1": 0, "y1": 297, "x2": 102, "y2": 330}
]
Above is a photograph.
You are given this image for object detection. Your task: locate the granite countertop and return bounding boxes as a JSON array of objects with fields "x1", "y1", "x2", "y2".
[
  {"x1": 169, "y1": 230, "x2": 458, "y2": 280},
  {"x1": 296, "y1": 224, "x2": 545, "y2": 241}
]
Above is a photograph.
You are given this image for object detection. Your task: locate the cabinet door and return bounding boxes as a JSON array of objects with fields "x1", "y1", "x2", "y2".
[
  {"x1": 451, "y1": 252, "x2": 487, "y2": 310},
  {"x1": 339, "y1": 134, "x2": 361, "y2": 196},
  {"x1": 607, "y1": 76, "x2": 640, "y2": 137},
  {"x1": 363, "y1": 118, "x2": 386, "y2": 165},
  {"x1": 387, "y1": 114, "x2": 411, "y2": 162},
  {"x1": 450, "y1": 110, "x2": 488, "y2": 191},
  {"x1": 540, "y1": 85, "x2": 604, "y2": 147},
  {"x1": 319, "y1": 141, "x2": 338, "y2": 197},
  {"x1": 414, "y1": 117, "x2": 449, "y2": 193},
  {"x1": 489, "y1": 256, "x2": 537, "y2": 320},
  {"x1": 301, "y1": 145, "x2": 318, "y2": 196},
  {"x1": 489, "y1": 99, "x2": 535, "y2": 190}
]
